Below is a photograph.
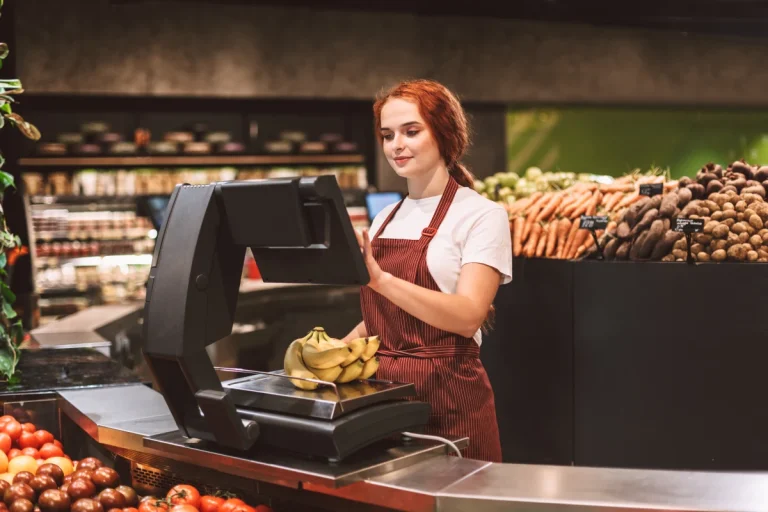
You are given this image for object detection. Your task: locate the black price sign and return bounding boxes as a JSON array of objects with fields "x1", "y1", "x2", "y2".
[
  {"x1": 579, "y1": 215, "x2": 610, "y2": 230},
  {"x1": 674, "y1": 218, "x2": 704, "y2": 234},
  {"x1": 639, "y1": 183, "x2": 664, "y2": 197}
]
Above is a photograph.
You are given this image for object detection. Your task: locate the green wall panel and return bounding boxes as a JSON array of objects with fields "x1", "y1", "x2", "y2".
[{"x1": 506, "y1": 108, "x2": 768, "y2": 179}]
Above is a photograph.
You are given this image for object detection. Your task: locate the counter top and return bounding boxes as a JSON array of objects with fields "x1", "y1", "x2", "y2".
[
  {"x1": 56, "y1": 383, "x2": 768, "y2": 512},
  {"x1": 0, "y1": 348, "x2": 142, "y2": 396}
]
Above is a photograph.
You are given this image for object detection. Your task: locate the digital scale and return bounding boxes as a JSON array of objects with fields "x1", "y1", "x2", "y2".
[{"x1": 141, "y1": 176, "x2": 430, "y2": 462}]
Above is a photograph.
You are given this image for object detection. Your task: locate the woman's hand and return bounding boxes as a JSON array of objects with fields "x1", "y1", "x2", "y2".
[{"x1": 355, "y1": 228, "x2": 390, "y2": 291}]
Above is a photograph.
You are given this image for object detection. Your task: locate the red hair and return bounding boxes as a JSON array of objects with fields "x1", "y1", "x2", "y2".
[{"x1": 373, "y1": 79, "x2": 475, "y2": 188}]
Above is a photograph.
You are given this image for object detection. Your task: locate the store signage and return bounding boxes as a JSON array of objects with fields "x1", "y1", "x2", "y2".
[
  {"x1": 674, "y1": 218, "x2": 704, "y2": 233},
  {"x1": 579, "y1": 215, "x2": 609, "y2": 230},
  {"x1": 639, "y1": 183, "x2": 664, "y2": 197}
]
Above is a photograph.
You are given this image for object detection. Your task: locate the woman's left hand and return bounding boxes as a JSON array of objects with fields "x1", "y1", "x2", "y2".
[{"x1": 356, "y1": 229, "x2": 389, "y2": 291}]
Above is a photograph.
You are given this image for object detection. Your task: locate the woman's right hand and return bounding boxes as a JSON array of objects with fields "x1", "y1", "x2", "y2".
[{"x1": 355, "y1": 228, "x2": 390, "y2": 291}]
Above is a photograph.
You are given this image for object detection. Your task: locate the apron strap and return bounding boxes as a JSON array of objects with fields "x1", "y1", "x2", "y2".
[
  {"x1": 372, "y1": 196, "x2": 406, "y2": 241},
  {"x1": 416, "y1": 177, "x2": 460, "y2": 249}
]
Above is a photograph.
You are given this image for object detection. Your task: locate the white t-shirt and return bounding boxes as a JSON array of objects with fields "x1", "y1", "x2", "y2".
[{"x1": 369, "y1": 186, "x2": 513, "y2": 345}]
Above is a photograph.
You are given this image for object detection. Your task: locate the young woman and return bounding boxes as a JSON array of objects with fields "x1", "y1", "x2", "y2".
[{"x1": 344, "y1": 79, "x2": 512, "y2": 462}]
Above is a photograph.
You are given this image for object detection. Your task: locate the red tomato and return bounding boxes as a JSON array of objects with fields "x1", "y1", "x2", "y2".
[
  {"x1": 33, "y1": 430, "x2": 54, "y2": 447},
  {"x1": 20, "y1": 447, "x2": 38, "y2": 458},
  {"x1": 166, "y1": 485, "x2": 200, "y2": 509},
  {"x1": 0, "y1": 433, "x2": 11, "y2": 454},
  {"x1": 124, "y1": 509, "x2": 139, "y2": 512},
  {"x1": 0, "y1": 416, "x2": 14, "y2": 426},
  {"x1": 20, "y1": 424, "x2": 35, "y2": 434},
  {"x1": 219, "y1": 499, "x2": 250, "y2": 512},
  {"x1": 170, "y1": 506, "x2": 197, "y2": 512},
  {"x1": 17, "y1": 432, "x2": 39, "y2": 450},
  {"x1": 7, "y1": 448, "x2": 20, "y2": 459},
  {"x1": 38, "y1": 443, "x2": 64, "y2": 459},
  {"x1": 254, "y1": 507, "x2": 271, "y2": 512},
  {"x1": 199, "y1": 496, "x2": 224, "y2": 512},
  {"x1": 3, "y1": 421, "x2": 21, "y2": 441},
  {"x1": 138, "y1": 499, "x2": 169, "y2": 512},
  {"x1": 52, "y1": 440, "x2": 63, "y2": 450}
]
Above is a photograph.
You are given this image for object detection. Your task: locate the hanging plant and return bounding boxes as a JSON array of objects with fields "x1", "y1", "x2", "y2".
[{"x1": 0, "y1": 0, "x2": 40, "y2": 384}]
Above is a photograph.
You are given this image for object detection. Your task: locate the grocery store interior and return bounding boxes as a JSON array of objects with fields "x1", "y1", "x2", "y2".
[{"x1": 0, "y1": 1, "x2": 765, "y2": 511}]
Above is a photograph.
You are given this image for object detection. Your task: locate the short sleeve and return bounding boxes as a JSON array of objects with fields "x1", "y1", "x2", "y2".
[{"x1": 461, "y1": 207, "x2": 513, "y2": 284}]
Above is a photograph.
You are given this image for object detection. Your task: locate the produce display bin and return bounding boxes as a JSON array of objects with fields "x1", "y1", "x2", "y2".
[{"x1": 485, "y1": 257, "x2": 768, "y2": 471}]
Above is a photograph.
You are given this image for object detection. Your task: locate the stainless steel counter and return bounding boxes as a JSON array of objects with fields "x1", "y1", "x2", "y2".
[{"x1": 57, "y1": 384, "x2": 768, "y2": 512}]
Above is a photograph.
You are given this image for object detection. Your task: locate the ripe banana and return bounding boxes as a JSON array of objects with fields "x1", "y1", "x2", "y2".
[
  {"x1": 283, "y1": 339, "x2": 319, "y2": 390},
  {"x1": 360, "y1": 335, "x2": 380, "y2": 361},
  {"x1": 311, "y1": 365, "x2": 343, "y2": 382},
  {"x1": 335, "y1": 359, "x2": 364, "y2": 383},
  {"x1": 359, "y1": 356, "x2": 380, "y2": 380},
  {"x1": 341, "y1": 337, "x2": 367, "y2": 366},
  {"x1": 302, "y1": 343, "x2": 352, "y2": 369},
  {"x1": 303, "y1": 328, "x2": 324, "y2": 350}
]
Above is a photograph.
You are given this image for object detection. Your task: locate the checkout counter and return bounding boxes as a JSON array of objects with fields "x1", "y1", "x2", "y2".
[{"x1": 18, "y1": 177, "x2": 768, "y2": 511}]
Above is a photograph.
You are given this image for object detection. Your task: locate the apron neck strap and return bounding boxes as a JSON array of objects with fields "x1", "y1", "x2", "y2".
[{"x1": 418, "y1": 177, "x2": 460, "y2": 244}]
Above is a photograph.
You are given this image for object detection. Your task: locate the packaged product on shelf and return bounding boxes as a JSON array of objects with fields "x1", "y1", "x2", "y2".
[
  {"x1": 21, "y1": 173, "x2": 44, "y2": 196},
  {"x1": 46, "y1": 173, "x2": 71, "y2": 196}
]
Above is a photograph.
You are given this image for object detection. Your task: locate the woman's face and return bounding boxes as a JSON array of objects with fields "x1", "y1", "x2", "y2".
[{"x1": 379, "y1": 98, "x2": 442, "y2": 179}]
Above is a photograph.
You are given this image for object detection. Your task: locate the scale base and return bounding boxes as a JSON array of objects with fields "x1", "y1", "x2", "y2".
[{"x1": 238, "y1": 400, "x2": 430, "y2": 462}]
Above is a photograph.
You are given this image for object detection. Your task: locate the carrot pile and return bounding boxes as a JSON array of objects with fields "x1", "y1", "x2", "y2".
[{"x1": 509, "y1": 172, "x2": 673, "y2": 260}]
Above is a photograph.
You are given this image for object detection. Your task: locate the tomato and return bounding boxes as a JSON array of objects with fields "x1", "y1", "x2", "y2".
[
  {"x1": 199, "y1": 496, "x2": 223, "y2": 512},
  {"x1": 37, "y1": 444, "x2": 63, "y2": 460},
  {"x1": 123, "y1": 509, "x2": 139, "y2": 512},
  {"x1": 16, "y1": 433, "x2": 38, "y2": 451},
  {"x1": 33, "y1": 431, "x2": 54, "y2": 447},
  {"x1": 3, "y1": 422, "x2": 21, "y2": 442},
  {"x1": 137, "y1": 499, "x2": 168, "y2": 512},
  {"x1": 218, "y1": 499, "x2": 251, "y2": 512},
  {"x1": 19, "y1": 425, "x2": 34, "y2": 435},
  {"x1": 0, "y1": 434, "x2": 11, "y2": 455},
  {"x1": 52, "y1": 440, "x2": 63, "y2": 450},
  {"x1": 7, "y1": 449, "x2": 20, "y2": 460},
  {"x1": 19, "y1": 448, "x2": 38, "y2": 459},
  {"x1": 254, "y1": 507, "x2": 272, "y2": 512},
  {"x1": 166, "y1": 486, "x2": 200, "y2": 509},
  {"x1": 170, "y1": 506, "x2": 197, "y2": 512}
]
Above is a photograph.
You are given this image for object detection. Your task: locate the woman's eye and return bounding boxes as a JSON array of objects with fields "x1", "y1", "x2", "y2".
[
  {"x1": 406, "y1": 130, "x2": 419, "y2": 137},
  {"x1": 382, "y1": 133, "x2": 393, "y2": 141}
]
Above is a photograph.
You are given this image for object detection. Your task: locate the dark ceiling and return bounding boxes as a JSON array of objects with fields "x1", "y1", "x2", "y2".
[{"x1": 115, "y1": 0, "x2": 768, "y2": 37}]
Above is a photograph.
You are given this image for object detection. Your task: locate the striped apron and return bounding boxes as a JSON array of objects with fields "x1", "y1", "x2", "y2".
[{"x1": 360, "y1": 177, "x2": 502, "y2": 462}]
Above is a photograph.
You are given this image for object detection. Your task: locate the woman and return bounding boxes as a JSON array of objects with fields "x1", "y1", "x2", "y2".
[{"x1": 344, "y1": 79, "x2": 512, "y2": 462}]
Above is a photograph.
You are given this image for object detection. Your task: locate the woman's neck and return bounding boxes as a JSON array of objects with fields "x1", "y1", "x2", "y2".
[{"x1": 407, "y1": 165, "x2": 450, "y2": 199}]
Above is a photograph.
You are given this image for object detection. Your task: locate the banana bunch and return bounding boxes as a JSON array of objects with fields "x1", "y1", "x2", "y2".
[{"x1": 283, "y1": 327, "x2": 381, "y2": 390}]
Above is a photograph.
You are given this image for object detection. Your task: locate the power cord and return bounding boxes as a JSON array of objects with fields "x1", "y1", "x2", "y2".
[{"x1": 401, "y1": 431, "x2": 463, "y2": 458}]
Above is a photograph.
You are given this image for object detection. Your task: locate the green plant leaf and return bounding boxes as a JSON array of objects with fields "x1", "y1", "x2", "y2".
[
  {"x1": 10, "y1": 321, "x2": 22, "y2": 347},
  {"x1": 12, "y1": 236, "x2": 19, "y2": 247},
  {"x1": 2, "y1": 301, "x2": 16, "y2": 320},
  {"x1": 0, "y1": 103, "x2": 11, "y2": 115},
  {"x1": 0, "y1": 349, "x2": 14, "y2": 379},
  {"x1": 0, "y1": 172, "x2": 14, "y2": 192},
  {"x1": 0, "y1": 43, "x2": 8, "y2": 61},
  {"x1": 1, "y1": 282, "x2": 15, "y2": 304},
  {"x1": 0, "y1": 80, "x2": 21, "y2": 88},
  {"x1": 0, "y1": 253, "x2": 6, "y2": 270}
]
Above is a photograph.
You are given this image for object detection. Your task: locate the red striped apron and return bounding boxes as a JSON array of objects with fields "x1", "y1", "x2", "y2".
[{"x1": 360, "y1": 177, "x2": 502, "y2": 462}]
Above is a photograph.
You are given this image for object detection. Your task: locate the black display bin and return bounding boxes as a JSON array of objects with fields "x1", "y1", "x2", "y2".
[{"x1": 482, "y1": 258, "x2": 768, "y2": 471}]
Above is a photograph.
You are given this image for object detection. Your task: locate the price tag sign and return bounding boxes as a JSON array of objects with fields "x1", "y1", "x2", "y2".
[
  {"x1": 674, "y1": 218, "x2": 704, "y2": 234},
  {"x1": 579, "y1": 215, "x2": 610, "y2": 230},
  {"x1": 639, "y1": 183, "x2": 663, "y2": 197}
]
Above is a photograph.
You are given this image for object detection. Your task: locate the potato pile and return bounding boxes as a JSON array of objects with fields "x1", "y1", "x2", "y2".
[
  {"x1": 669, "y1": 161, "x2": 768, "y2": 262},
  {"x1": 597, "y1": 185, "x2": 690, "y2": 261}
]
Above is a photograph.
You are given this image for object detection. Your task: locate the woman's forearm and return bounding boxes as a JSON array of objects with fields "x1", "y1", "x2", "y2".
[
  {"x1": 373, "y1": 272, "x2": 485, "y2": 338},
  {"x1": 342, "y1": 320, "x2": 367, "y2": 342}
]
